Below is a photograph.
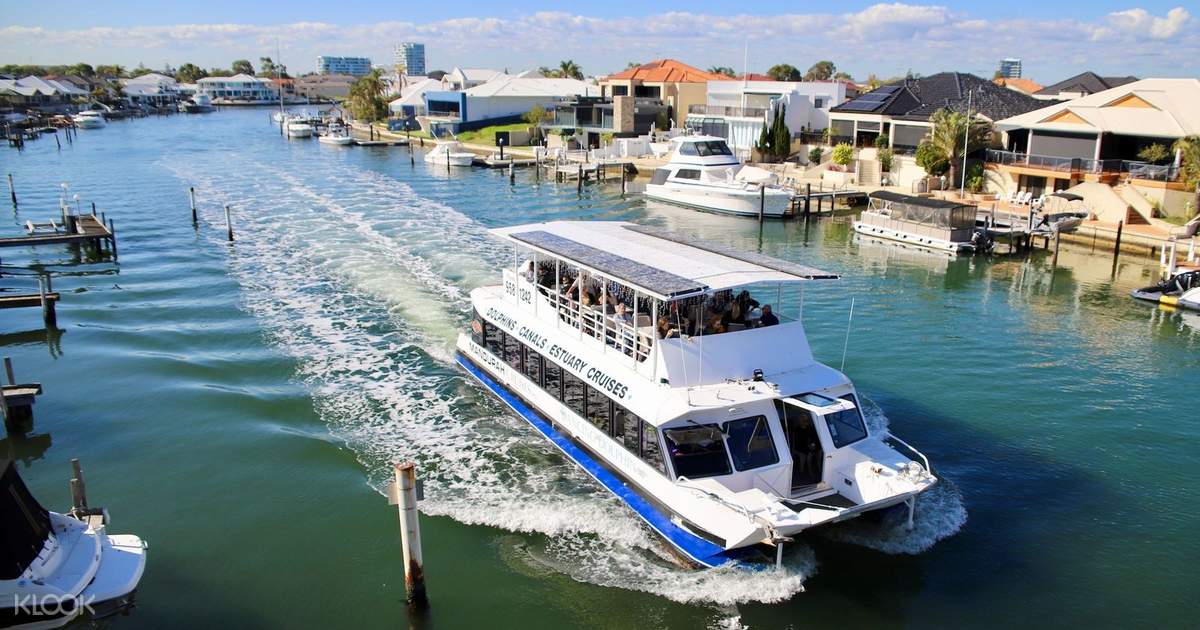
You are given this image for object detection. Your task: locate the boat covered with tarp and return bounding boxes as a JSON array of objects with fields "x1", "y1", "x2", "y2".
[{"x1": 855, "y1": 191, "x2": 981, "y2": 253}]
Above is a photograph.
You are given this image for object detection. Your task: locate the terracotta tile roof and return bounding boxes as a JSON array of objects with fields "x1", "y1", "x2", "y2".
[
  {"x1": 993, "y1": 77, "x2": 1043, "y2": 95},
  {"x1": 606, "y1": 59, "x2": 726, "y2": 83}
]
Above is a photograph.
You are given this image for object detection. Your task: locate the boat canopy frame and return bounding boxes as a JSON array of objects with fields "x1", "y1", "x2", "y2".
[{"x1": 868, "y1": 191, "x2": 977, "y2": 230}]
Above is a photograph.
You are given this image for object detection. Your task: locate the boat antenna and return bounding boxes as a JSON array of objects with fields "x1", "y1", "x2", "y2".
[
  {"x1": 839, "y1": 296, "x2": 855, "y2": 372},
  {"x1": 959, "y1": 87, "x2": 972, "y2": 200},
  {"x1": 277, "y1": 39, "x2": 285, "y2": 135}
]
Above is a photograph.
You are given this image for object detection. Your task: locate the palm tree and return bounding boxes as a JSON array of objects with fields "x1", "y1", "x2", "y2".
[
  {"x1": 348, "y1": 70, "x2": 386, "y2": 122},
  {"x1": 1174, "y1": 135, "x2": 1200, "y2": 217},
  {"x1": 558, "y1": 60, "x2": 583, "y2": 80},
  {"x1": 926, "y1": 108, "x2": 991, "y2": 189}
]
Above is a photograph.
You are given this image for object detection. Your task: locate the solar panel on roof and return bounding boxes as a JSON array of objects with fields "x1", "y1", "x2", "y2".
[
  {"x1": 835, "y1": 101, "x2": 883, "y2": 111},
  {"x1": 621, "y1": 225, "x2": 838, "y2": 281},
  {"x1": 508, "y1": 230, "x2": 707, "y2": 298},
  {"x1": 875, "y1": 85, "x2": 900, "y2": 94}
]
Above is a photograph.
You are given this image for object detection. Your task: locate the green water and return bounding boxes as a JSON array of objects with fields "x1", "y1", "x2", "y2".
[{"x1": 1, "y1": 110, "x2": 1197, "y2": 628}]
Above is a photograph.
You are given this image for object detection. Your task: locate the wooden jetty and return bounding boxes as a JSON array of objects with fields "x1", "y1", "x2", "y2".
[
  {"x1": 1, "y1": 213, "x2": 116, "y2": 251},
  {"x1": 1, "y1": 357, "x2": 43, "y2": 429},
  {"x1": 478, "y1": 155, "x2": 538, "y2": 169},
  {"x1": 0, "y1": 277, "x2": 60, "y2": 327},
  {"x1": 786, "y1": 183, "x2": 866, "y2": 215}
]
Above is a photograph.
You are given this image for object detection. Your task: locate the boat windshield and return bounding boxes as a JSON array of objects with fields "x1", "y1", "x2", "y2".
[
  {"x1": 663, "y1": 424, "x2": 731, "y2": 479},
  {"x1": 677, "y1": 140, "x2": 733, "y2": 157},
  {"x1": 794, "y1": 393, "x2": 868, "y2": 448}
]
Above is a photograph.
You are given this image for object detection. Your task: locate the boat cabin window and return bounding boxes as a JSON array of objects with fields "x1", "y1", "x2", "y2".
[
  {"x1": 674, "y1": 169, "x2": 702, "y2": 180},
  {"x1": 723, "y1": 415, "x2": 779, "y2": 471},
  {"x1": 677, "y1": 142, "x2": 699, "y2": 156},
  {"x1": 794, "y1": 393, "x2": 868, "y2": 448},
  {"x1": 663, "y1": 425, "x2": 732, "y2": 479},
  {"x1": 694, "y1": 141, "x2": 732, "y2": 156},
  {"x1": 563, "y1": 372, "x2": 586, "y2": 418},
  {"x1": 587, "y1": 387, "x2": 611, "y2": 434}
]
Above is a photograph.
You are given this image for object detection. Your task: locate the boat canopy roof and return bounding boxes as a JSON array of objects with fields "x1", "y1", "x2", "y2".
[
  {"x1": 491, "y1": 221, "x2": 837, "y2": 300},
  {"x1": 1, "y1": 459, "x2": 52, "y2": 580},
  {"x1": 1050, "y1": 192, "x2": 1084, "y2": 201},
  {"x1": 868, "y1": 191, "x2": 977, "y2": 229}
]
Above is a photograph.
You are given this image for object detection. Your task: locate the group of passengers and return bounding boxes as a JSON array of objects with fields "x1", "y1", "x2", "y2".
[{"x1": 527, "y1": 261, "x2": 780, "y2": 343}]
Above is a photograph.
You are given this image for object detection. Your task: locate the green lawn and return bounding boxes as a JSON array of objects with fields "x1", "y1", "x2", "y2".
[{"x1": 455, "y1": 123, "x2": 533, "y2": 146}]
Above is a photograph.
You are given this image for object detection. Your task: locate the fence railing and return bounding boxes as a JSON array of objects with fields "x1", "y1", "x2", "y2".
[
  {"x1": 686, "y1": 104, "x2": 768, "y2": 119},
  {"x1": 986, "y1": 149, "x2": 1181, "y2": 180}
]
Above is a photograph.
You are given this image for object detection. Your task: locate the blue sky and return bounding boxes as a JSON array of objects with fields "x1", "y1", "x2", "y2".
[{"x1": 1, "y1": 2, "x2": 1196, "y2": 82}]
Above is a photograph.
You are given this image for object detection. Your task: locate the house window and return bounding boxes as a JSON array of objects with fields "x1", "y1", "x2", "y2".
[
  {"x1": 813, "y1": 97, "x2": 827, "y2": 109},
  {"x1": 611, "y1": 85, "x2": 628, "y2": 96}
]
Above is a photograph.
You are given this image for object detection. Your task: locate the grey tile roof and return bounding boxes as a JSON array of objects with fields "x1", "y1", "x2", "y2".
[
  {"x1": 831, "y1": 72, "x2": 1051, "y2": 122},
  {"x1": 1035, "y1": 71, "x2": 1138, "y2": 96}
]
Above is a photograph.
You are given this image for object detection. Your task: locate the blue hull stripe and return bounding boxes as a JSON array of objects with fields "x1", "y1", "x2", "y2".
[{"x1": 456, "y1": 352, "x2": 734, "y2": 568}]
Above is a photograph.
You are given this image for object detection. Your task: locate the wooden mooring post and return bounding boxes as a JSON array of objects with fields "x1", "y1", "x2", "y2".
[
  {"x1": 576, "y1": 164, "x2": 583, "y2": 194},
  {"x1": 620, "y1": 165, "x2": 626, "y2": 196},
  {"x1": 224, "y1": 205, "x2": 234, "y2": 241},
  {"x1": 7, "y1": 173, "x2": 15, "y2": 206},
  {"x1": 390, "y1": 462, "x2": 428, "y2": 606},
  {"x1": 69, "y1": 458, "x2": 88, "y2": 514},
  {"x1": 189, "y1": 187, "x2": 198, "y2": 224},
  {"x1": 38, "y1": 275, "x2": 57, "y2": 327},
  {"x1": 758, "y1": 185, "x2": 765, "y2": 223}
]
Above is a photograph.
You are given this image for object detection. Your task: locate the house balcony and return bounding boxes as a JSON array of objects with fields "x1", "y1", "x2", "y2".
[
  {"x1": 687, "y1": 104, "x2": 768, "y2": 119},
  {"x1": 985, "y1": 149, "x2": 1181, "y2": 184}
]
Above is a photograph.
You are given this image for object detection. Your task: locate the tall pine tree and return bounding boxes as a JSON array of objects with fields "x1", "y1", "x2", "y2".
[{"x1": 772, "y1": 104, "x2": 790, "y2": 160}]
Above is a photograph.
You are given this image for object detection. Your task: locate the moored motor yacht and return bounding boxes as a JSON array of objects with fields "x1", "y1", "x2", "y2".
[
  {"x1": 424, "y1": 139, "x2": 475, "y2": 167},
  {"x1": 71, "y1": 110, "x2": 106, "y2": 129},
  {"x1": 0, "y1": 459, "x2": 147, "y2": 628},
  {"x1": 183, "y1": 94, "x2": 214, "y2": 114},
  {"x1": 455, "y1": 221, "x2": 937, "y2": 567},
  {"x1": 644, "y1": 135, "x2": 794, "y2": 218},
  {"x1": 285, "y1": 118, "x2": 313, "y2": 138}
]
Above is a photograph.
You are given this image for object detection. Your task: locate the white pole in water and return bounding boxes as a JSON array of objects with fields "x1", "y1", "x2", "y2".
[
  {"x1": 839, "y1": 297, "x2": 855, "y2": 372},
  {"x1": 394, "y1": 462, "x2": 427, "y2": 605},
  {"x1": 959, "y1": 89, "x2": 972, "y2": 200}
]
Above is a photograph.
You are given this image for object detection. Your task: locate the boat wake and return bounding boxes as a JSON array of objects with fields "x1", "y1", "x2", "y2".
[{"x1": 165, "y1": 155, "x2": 964, "y2": 605}]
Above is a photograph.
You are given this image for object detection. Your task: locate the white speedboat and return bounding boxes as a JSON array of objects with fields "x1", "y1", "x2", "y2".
[
  {"x1": 285, "y1": 119, "x2": 313, "y2": 138},
  {"x1": 0, "y1": 460, "x2": 147, "y2": 628},
  {"x1": 184, "y1": 94, "x2": 214, "y2": 113},
  {"x1": 71, "y1": 111, "x2": 106, "y2": 129},
  {"x1": 424, "y1": 139, "x2": 475, "y2": 167},
  {"x1": 318, "y1": 128, "x2": 353, "y2": 146},
  {"x1": 1132, "y1": 269, "x2": 1200, "y2": 312},
  {"x1": 455, "y1": 221, "x2": 937, "y2": 568},
  {"x1": 645, "y1": 136, "x2": 794, "y2": 218}
]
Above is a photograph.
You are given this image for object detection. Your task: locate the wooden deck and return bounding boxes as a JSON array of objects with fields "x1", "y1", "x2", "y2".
[
  {"x1": 0, "y1": 292, "x2": 60, "y2": 309},
  {"x1": 0, "y1": 214, "x2": 114, "y2": 249}
]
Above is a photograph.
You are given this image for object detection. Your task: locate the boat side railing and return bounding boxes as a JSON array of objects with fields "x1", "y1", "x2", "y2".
[
  {"x1": 882, "y1": 432, "x2": 931, "y2": 473},
  {"x1": 536, "y1": 284, "x2": 653, "y2": 363},
  {"x1": 676, "y1": 477, "x2": 784, "y2": 541}
]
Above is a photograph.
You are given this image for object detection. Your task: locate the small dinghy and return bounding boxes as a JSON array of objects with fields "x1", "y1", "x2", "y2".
[{"x1": 1131, "y1": 269, "x2": 1200, "y2": 311}]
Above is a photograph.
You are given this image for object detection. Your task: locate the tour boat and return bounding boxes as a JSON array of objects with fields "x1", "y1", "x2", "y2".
[
  {"x1": 285, "y1": 119, "x2": 313, "y2": 138},
  {"x1": 424, "y1": 140, "x2": 476, "y2": 167},
  {"x1": 1132, "y1": 269, "x2": 1200, "y2": 312},
  {"x1": 0, "y1": 460, "x2": 147, "y2": 628},
  {"x1": 455, "y1": 221, "x2": 937, "y2": 568},
  {"x1": 71, "y1": 111, "x2": 106, "y2": 129},
  {"x1": 644, "y1": 136, "x2": 794, "y2": 218},
  {"x1": 855, "y1": 191, "x2": 984, "y2": 254}
]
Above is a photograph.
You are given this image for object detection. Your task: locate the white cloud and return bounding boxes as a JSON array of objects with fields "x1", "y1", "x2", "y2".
[
  {"x1": 0, "y1": 5, "x2": 1196, "y2": 80},
  {"x1": 1105, "y1": 7, "x2": 1190, "y2": 39}
]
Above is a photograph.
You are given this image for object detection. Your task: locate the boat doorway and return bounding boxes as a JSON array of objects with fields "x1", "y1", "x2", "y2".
[{"x1": 775, "y1": 399, "x2": 824, "y2": 490}]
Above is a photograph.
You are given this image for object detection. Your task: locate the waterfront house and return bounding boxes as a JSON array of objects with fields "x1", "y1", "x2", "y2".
[
  {"x1": 388, "y1": 77, "x2": 443, "y2": 119},
  {"x1": 541, "y1": 95, "x2": 671, "y2": 149},
  {"x1": 444, "y1": 68, "x2": 508, "y2": 91},
  {"x1": 990, "y1": 78, "x2": 1200, "y2": 221},
  {"x1": 120, "y1": 73, "x2": 180, "y2": 109},
  {"x1": 421, "y1": 76, "x2": 593, "y2": 134},
  {"x1": 0, "y1": 76, "x2": 88, "y2": 112},
  {"x1": 599, "y1": 60, "x2": 726, "y2": 128},
  {"x1": 994, "y1": 78, "x2": 1043, "y2": 96},
  {"x1": 196, "y1": 74, "x2": 277, "y2": 104},
  {"x1": 1032, "y1": 71, "x2": 1137, "y2": 101},
  {"x1": 686, "y1": 80, "x2": 848, "y2": 158},
  {"x1": 294, "y1": 74, "x2": 357, "y2": 101}
]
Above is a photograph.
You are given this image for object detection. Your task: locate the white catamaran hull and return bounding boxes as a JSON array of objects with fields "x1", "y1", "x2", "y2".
[
  {"x1": 852, "y1": 220, "x2": 975, "y2": 254},
  {"x1": 645, "y1": 183, "x2": 792, "y2": 218}
]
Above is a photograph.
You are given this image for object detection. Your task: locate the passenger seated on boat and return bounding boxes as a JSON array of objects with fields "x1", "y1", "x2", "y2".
[
  {"x1": 759, "y1": 305, "x2": 779, "y2": 327},
  {"x1": 519, "y1": 260, "x2": 535, "y2": 282},
  {"x1": 705, "y1": 314, "x2": 727, "y2": 335},
  {"x1": 614, "y1": 303, "x2": 633, "y2": 326},
  {"x1": 657, "y1": 317, "x2": 679, "y2": 339},
  {"x1": 735, "y1": 290, "x2": 759, "y2": 317}
]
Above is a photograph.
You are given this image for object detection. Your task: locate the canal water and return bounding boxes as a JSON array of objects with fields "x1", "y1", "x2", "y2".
[{"x1": 1, "y1": 110, "x2": 1196, "y2": 628}]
